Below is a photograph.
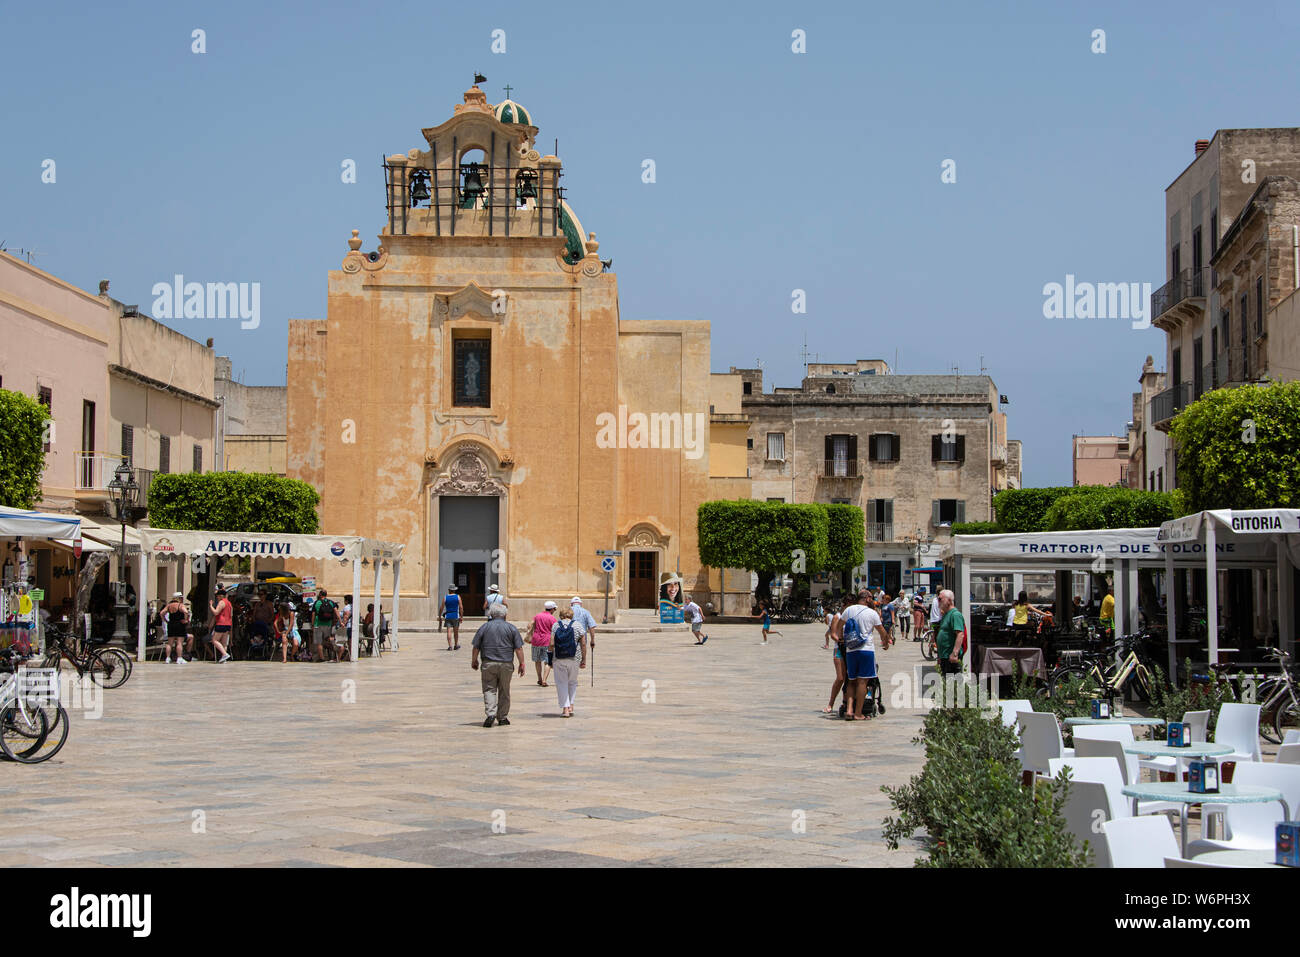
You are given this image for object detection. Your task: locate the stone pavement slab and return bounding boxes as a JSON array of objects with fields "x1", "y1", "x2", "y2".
[{"x1": 2, "y1": 623, "x2": 933, "y2": 866}]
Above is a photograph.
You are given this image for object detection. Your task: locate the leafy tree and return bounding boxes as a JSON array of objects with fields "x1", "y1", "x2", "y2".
[
  {"x1": 823, "y1": 503, "x2": 865, "y2": 574},
  {"x1": 148, "y1": 472, "x2": 320, "y2": 533},
  {"x1": 0, "y1": 389, "x2": 48, "y2": 509},
  {"x1": 1169, "y1": 380, "x2": 1300, "y2": 512},
  {"x1": 697, "y1": 500, "x2": 830, "y2": 596},
  {"x1": 1042, "y1": 487, "x2": 1176, "y2": 530}
]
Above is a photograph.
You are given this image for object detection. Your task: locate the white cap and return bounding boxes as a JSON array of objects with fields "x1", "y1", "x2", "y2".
[
  {"x1": 172, "y1": 591, "x2": 184, "y2": 599},
  {"x1": 489, "y1": 584, "x2": 499, "y2": 592},
  {"x1": 544, "y1": 601, "x2": 557, "y2": 610},
  {"x1": 571, "y1": 596, "x2": 582, "y2": 604}
]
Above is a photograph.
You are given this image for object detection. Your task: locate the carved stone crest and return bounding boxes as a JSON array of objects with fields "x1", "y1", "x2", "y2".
[{"x1": 430, "y1": 451, "x2": 507, "y2": 496}]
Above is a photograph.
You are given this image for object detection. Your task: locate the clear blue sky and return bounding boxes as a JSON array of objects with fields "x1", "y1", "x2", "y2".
[{"x1": 4, "y1": 0, "x2": 1297, "y2": 484}]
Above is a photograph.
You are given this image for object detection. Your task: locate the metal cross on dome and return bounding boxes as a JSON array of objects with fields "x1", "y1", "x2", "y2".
[{"x1": 503, "y1": 84, "x2": 513, "y2": 98}]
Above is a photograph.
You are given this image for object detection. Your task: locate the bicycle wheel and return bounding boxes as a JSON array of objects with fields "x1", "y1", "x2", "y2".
[
  {"x1": 1273, "y1": 698, "x2": 1300, "y2": 744},
  {"x1": 15, "y1": 701, "x2": 67, "y2": 762},
  {"x1": 95, "y1": 647, "x2": 131, "y2": 686},
  {"x1": 920, "y1": 632, "x2": 935, "y2": 660},
  {"x1": 1048, "y1": 665, "x2": 1105, "y2": 703},
  {"x1": 0, "y1": 706, "x2": 48, "y2": 763},
  {"x1": 90, "y1": 649, "x2": 131, "y2": 689}
]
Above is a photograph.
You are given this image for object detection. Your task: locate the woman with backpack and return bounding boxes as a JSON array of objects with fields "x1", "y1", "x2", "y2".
[{"x1": 549, "y1": 606, "x2": 587, "y2": 717}]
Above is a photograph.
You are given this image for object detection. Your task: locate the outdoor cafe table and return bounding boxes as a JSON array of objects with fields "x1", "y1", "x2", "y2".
[
  {"x1": 1123, "y1": 741, "x2": 1233, "y2": 778},
  {"x1": 1121, "y1": 782, "x2": 1290, "y2": 857},
  {"x1": 1065, "y1": 716, "x2": 1164, "y2": 738},
  {"x1": 979, "y1": 646, "x2": 1046, "y2": 679},
  {"x1": 1183, "y1": 849, "x2": 1284, "y2": 868}
]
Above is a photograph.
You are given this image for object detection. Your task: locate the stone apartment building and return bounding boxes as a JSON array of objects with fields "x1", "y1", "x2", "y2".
[
  {"x1": 1071, "y1": 434, "x2": 1128, "y2": 487},
  {"x1": 1126, "y1": 356, "x2": 1168, "y2": 491},
  {"x1": 1150, "y1": 129, "x2": 1300, "y2": 484},
  {"x1": 736, "y1": 360, "x2": 1020, "y2": 595},
  {"x1": 215, "y1": 356, "x2": 287, "y2": 475}
]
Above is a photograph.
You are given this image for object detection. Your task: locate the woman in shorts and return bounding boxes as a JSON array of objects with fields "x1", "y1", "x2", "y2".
[
  {"x1": 209, "y1": 587, "x2": 233, "y2": 663},
  {"x1": 822, "y1": 600, "x2": 846, "y2": 713}
]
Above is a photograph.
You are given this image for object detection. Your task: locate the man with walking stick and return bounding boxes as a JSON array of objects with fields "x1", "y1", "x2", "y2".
[{"x1": 571, "y1": 597, "x2": 597, "y2": 687}]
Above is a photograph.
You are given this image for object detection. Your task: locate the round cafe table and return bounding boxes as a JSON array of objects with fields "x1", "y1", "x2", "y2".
[
  {"x1": 1065, "y1": 716, "x2": 1164, "y2": 739},
  {"x1": 1124, "y1": 741, "x2": 1234, "y2": 784},
  {"x1": 1121, "y1": 782, "x2": 1289, "y2": 857},
  {"x1": 1185, "y1": 849, "x2": 1283, "y2": 868}
]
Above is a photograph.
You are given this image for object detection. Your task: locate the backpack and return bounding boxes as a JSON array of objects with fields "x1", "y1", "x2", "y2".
[
  {"x1": 843, "y1": 612, "x2": 868, "y2": 652},
  {"x1": 553, "y1": 621, "x2": 578, "y2": 659}
]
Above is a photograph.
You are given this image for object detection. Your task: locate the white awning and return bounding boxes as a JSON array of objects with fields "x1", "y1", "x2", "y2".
[
  {"x1": 947, "y1": 525, "x2": 1273, "y2": 566},
  {"x1": 1158, "y1": 508, "x2": 1300, "y2": 543},
  {"x1": 77, "y1": 516, "x2": 146, "y2": 552},
  {"x1": 137, "y1": 528, "x2": 404, "y2": 562},
  {"x1": 0, "y1": 505, "x2": 83, "y2": 544}
]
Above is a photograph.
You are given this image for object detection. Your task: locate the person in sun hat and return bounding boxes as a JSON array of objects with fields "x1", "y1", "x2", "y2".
[
  {"x1": 484, "y1": 583, "x2": 508, "y2": 615},
  {"x1": 530, "y1": 600, "x2": 558, "y2": 686},
  {"x1": 570, "y1": 596, "x2": 597, "y2": 647}
]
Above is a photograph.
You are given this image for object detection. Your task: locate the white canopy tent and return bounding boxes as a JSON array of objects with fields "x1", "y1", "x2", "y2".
[
  {"x1": 945, "y1": 525, "x2": 1278, "y2": 678},
  {"x1": 1157, "y1": 508, "x2": 1300, "y2": 666},
  {"x1": 136, "y1": 529, "x2": 405, "y2": 662},
  {"x1": 0, "y1": 506, "x2": 85, "y2": 544}
]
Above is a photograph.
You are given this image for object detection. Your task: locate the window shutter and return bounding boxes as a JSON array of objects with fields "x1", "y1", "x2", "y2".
[
  {"x1": 848, "y1": 435, "x2": 858, "y2": 472},
  {"x1": 890, "y1": 435, "x2": 900, "y2": 461},
  {"x1": 121, "y1": 424, "x2": 134, "y2": 464},
  {"x1": 932, "y1": 435, "x2": 941, "y2": 461},
  {"x1": 956, "y1": 500, "x2": 966, "y2": 523},
  {"x1": 867, "y1": 498, "x2": 876, "y2": 523},
  {"x1": 883, "y1": 499, "x2": 893, "y2": 523},
  {"x1": 932, "y1": 500, "x2": 940, "y2": 526},
  {"x1": 956, "y1": 435, "x2": 966, "y2": 462},
  {"x1": 825, "y1": 435, "x2": 833, "y2": 466}
]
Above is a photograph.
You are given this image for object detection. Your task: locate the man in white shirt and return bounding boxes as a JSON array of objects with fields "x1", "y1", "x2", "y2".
[
  {"x1": 570, "y1": 597, "x2": 597, "y2": 647},
  {"x1": 929, "y1": 587, "x2": 944, "y2": 634},
  {"x1": 834, "y1": 589, "x2": 891, "y2": 721}
]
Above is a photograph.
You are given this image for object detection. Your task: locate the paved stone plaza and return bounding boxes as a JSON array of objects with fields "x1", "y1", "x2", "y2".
[{"x1": 0, "y1": 621, "x2": 937, "y2": 867}]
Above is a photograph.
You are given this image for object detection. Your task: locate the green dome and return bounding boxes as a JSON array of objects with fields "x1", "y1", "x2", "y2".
[{"x1": 494, "y1": 99, "x2": 532, "y2": 126}]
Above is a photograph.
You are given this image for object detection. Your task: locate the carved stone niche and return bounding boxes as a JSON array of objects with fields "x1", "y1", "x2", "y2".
[
  {"x1": 431, "y1": 282, "x2": 507, "y2": 328},
  {"x1": 429, "y1": 449, "x2": 508, "y2": 497}
]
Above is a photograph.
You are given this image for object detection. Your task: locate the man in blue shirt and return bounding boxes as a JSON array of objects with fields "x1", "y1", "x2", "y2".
[
  {"x1": 439, "y1": 584, "x2": 462, "y2": 651},
  {"x1": 570, "y1": 597, "x2": 597, "y2": 647}
]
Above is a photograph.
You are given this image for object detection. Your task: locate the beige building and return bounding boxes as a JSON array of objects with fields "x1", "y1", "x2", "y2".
[
  {"x1": 1151, "y1": 130, "x2": 1300, "y2": 486},
  {"x1": 1072, "y1": 434, "x2": 1129, "y2": 487},
  {"x1": 215, "y1": 356, "x2": 287, "y2": 474},
  {"x1": 287, "y1": 83, "x2": 748, "y2": 619},
  {"x1": 1126, "y1": 356, "x2": 1168, "y2": 491},
  {"x1": 737, "y1": 361, "x2": 1020, "y2": 595}
]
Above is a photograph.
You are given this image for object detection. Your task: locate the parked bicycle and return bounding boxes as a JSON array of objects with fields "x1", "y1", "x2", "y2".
[
  {"x1": 0, "y1": 655, "x2": 68, "y2": 763},
  {"x1": 41, "y1": 627, "x2": 132, "y2": 689},
  {"x1": 1048, "y1": 632, "x2": 1158, "y2": 704},
  {"x1": 1246, "y1": 647, "x2": 1300, "y2": 744},
  {"x1": 920, "y1": 624, "x2": 938, "y2": 661}
]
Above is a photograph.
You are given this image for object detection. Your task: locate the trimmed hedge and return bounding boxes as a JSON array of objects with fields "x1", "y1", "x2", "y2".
[
  {"x1": 1042, "y1": 487, "x2": 1176, "y2": 531},
  {"x1": 950, "y1": 521, "x2": 1001, "y2": 536},
  {"x1": 991, "y1": 487, "x2": 1077, "y2": 532},
  {"x1": 148, "y1": 472, "x2": 321, "y2": 534},
  {"x1": 0, "y1": 389, "x2": 48, "y2": 509},
  {"x1": 697, "y1": 500, "x2": 832, "y2": 573}
]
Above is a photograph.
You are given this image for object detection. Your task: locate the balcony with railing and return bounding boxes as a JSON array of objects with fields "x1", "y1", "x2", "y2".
[
  {"x1": 867, "y1": 522, "x2": 894, "y2": 543},
  {"x1": 1149, "y1": 383, "x2": 1191, "y2": 431},
  {"x1": 1152, "y1": 268, "x2": 1210, "y2": 330},
  {"x1": 75, "y1": 452, "x2": 125, "y2": 493},
  {"x1": 821, "y1": 458, "x2": 861, "y2": 479}
]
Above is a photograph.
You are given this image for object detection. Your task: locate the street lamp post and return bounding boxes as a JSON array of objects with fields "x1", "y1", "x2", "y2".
[{"x1": 106, "y1": 460, "x2": 139, "y2": 644}]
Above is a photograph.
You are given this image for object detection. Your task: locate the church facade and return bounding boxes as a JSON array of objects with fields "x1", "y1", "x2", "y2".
[{"x1": 287, "y1": 83, "x2": 748, "y2": 619}]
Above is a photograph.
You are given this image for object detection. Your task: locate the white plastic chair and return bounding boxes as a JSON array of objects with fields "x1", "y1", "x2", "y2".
[
  {"x1": 1214, "y1": 703, "x2": 1262, "y2": 764},
  {"x1": 1186, "y1": 762, "x2": 1300, "y2": 857},
  {"x1": 1103, "y1": 816, "x2": 1180, "y2": 868},
  {"x1": 997, "y1": 699, "x2": 1033, "y2": 728},
  {"x1": 1073, "y1": 725, "x2": 1138, "y2": 783},
  {"x1": 1058, "y1": 779, "x2": 1112, "y2": 868},
  {"x1": 1276, "y1": 743, "x2": 1300, "y2": 765},
  {"x1": 1018, "y1": 711, "x2": 1073, "y2": 774},
  {"x1": 1142, "y1": 710, "x2": 1211, "y2": 776},
  {"x1": 1048, "y1": 755, "x2": 1179, "y2": 820},
  {"x1": 1285, "y1": 730, "x2": 1300, "y2": 745}
]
